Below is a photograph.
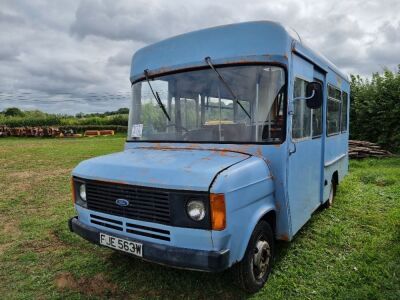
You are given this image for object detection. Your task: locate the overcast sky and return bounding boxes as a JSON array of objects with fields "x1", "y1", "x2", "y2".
[{"x1": 1, "y1": 0, "x2": 399, "y2": 114}]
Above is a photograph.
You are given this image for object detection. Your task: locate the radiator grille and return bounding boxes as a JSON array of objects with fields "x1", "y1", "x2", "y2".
[
  {"x1": 86, "y1": 180, "x2": 171, "y2": 225},
  {"x1": 90, "y1": 214, "x2": 170, "y2": 241}
]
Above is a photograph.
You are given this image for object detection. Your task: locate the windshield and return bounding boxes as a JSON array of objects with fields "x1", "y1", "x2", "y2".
[{"x1": 128, "y1": 65, "x2": 286, "y2": 143}]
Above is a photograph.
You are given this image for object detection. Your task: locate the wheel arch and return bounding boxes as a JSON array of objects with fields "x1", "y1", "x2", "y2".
[
  {"x1": 332, "y1": 170, "x2": 339, "y2": 185},
  {"x1": 234, "y1": 205, "x2": 277, "y2": 264},
  {"x1": 259, "y1": 210, "x2": 276, "y2": 235}
]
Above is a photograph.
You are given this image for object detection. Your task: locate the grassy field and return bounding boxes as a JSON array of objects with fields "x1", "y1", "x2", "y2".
[{"x1": 0, "y1": 137, "x2": 399, "y2": 299}]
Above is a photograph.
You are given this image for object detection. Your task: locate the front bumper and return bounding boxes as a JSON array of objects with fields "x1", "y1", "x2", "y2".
[{"x1": 68, "y1": 217, "x2": 230, "y2": 272}]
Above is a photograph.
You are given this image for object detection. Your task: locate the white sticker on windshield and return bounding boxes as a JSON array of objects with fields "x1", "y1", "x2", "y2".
[{"x1": 131, "y1": 124, "x2": 143, "y2": 138}]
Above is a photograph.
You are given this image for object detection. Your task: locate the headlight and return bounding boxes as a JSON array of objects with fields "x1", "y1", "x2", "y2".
[
  {"x1": 79, "y1": 184, "x2": 87, "y2": 201},
  {"x1": 186, "y1": 200, "x2": 205, "y2": 221}
]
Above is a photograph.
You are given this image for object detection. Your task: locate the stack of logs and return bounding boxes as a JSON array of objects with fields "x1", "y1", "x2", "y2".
[
  {"x1": 349, "y1": 140, "x2": 392, "y2": 159},
  {"x1": 0, "y1": 126, "x2": 114, "y2": 138},
  {"x1": 0, "y1": 126, "x2": 61, "y2": 137}
]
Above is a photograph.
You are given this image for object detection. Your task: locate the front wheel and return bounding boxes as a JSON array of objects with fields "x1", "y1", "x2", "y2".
[{"x1": 233, "y1": 221, "x2": 275, "y2": 293}]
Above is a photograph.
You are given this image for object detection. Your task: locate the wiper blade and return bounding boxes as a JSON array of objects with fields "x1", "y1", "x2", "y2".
[
  {"x1": 205, "y1": 57, "x2": 251, "y2": 119},
  {"x1": 144, "y1": 69, "x2": 171, "y2": 121}
]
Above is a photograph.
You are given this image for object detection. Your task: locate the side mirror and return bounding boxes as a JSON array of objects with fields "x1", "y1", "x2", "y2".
[{"x1": 306, "y1": 82, "x2": 323, "y2": 109}]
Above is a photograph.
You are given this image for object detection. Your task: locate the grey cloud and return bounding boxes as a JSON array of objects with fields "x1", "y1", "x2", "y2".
[
  {"x1": 0, "y1": 10, "x2": 26, "y2": 25},
  {"x1": 0, "y1": 0, "x2": 399, "y2": 114},
  {"x1": 108, "y1": 49, "x2": 134, "y2": 67},
  {"x1": 0, "y1": 45, "x2": 20, "y2": 61},
  {"x1": 70, "y1": 0, "x2": 165, "y2": 43},
  {"x1": 25, "y1": 59, "x2": 102, "y2": 86},
  {"x1": 379, "y1": 21, "x2": 400, "y2": 42},
  {"x1": 70, "y1": 0, "x2": 235, "y2": 43}
]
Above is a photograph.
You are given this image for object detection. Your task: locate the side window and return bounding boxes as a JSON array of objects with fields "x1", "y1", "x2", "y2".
[
  {"x1": 312, "y1": 107, "x2": 323, "y2": 137},
  {"x1": 292, "y1": 78, "x2": 311, "y2": 139},
  {"x1": 341, "y1": 91, "x2": 348, "y2": 132},
  {"x1": 292, "y1": 77, "x2": 323, "y2": 139},
  {"x1": 311, "y1": 81, "x2": 323, "y2": 137},
  {"x1": 327, "y1": 85, "x2": 341, "y2": 135}
]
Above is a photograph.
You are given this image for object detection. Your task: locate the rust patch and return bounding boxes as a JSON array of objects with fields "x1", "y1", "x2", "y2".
[
  {"x1": 201, "y1": 156, "x2": 212, "y2": 160},
  {"x1": 212, "y1": 149, "x2": 229, "y2": 157},
  {"x1": 93, "y1": 178, "x2": 130, "y2": 186},
  {"x1": 255, "y1": 146, "x2": 263, "y2": 157},
  {"x1": 55, "y1": 272, "x2": 119, "y2": 297},
  {"x1": 234, "y1": 144, "x2": 252, "y2": 154},
  {"x1": 278, "y1": 233, "x2": 290, "y2": 241},
  {"x1": 136, "y1": 144, "x2": 252, "y2": 158},
  {"x1": 275, "y1": 200, "x2": 281, "y2": 210}
]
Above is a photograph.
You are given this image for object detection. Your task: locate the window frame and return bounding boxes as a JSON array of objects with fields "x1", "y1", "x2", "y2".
[
  {"x1": 292, "y1": 76, "x2": 324, "y2": 141},
  {"x1": 326, "y1": 84, "x2": 342, "y2": 137},
  {"x1": 341, "y1": 91, "x2": 348, "y2": 133}
]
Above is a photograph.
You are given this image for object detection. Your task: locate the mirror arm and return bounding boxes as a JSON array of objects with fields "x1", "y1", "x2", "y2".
[{"x1": 292, "y1": 90, "x2": 315, "y2": 101}]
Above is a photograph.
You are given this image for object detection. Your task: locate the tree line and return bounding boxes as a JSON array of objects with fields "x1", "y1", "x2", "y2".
[{"x1": 350, "y1": 66, "x2": 400, "y2": 152}]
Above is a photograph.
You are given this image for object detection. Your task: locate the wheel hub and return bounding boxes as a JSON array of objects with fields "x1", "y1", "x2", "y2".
[{"x1": 252, "y1": 239, "x2": 270, "y2": 279}]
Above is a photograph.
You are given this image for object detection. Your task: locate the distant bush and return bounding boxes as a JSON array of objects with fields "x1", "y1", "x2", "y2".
[
  {"x1": 0, "y1": 110, "x2": 129, "y2": 128},
  {"x1": 59, "y1": 125, "x2": 128, "y2": 133},
  {"x1": 0, "y1": 115, "x2": 63, "y2": 127}
]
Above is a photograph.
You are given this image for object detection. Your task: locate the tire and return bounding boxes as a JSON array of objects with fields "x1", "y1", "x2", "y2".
[
  {"x1": 323, "y1": 179, "x2": 337, "y2": 208},
  {"x1": 232, "y1": 220, "x2": 275, "y2": 293}
]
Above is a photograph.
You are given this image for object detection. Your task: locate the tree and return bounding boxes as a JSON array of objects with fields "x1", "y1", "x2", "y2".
[
  {"x1": 3, "y1": 107, "x2": 25, "y2": 117},
  {"x1": 116, "y1": 108, "x2": 129, "y2": 114}
]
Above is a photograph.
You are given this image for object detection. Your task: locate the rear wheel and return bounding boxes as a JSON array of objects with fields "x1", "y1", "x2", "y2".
[
  {"x1": 324, "y1": 179, "x2": 337, "y2": 208},
  {"x1": 233, "y1": 221, "x2": 274, "y2": 293}
]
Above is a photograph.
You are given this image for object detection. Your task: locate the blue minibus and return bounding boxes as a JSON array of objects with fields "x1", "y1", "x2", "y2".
[{"x1": 69, "y1": 21, "x2": 350, "y2": 292}]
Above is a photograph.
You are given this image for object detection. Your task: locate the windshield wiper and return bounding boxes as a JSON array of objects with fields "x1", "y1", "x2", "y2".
[
  {"x1": 144, "y1": 69, "x2": 171, "y2": 121},
  {"x1": 205, "y1": 57, "x2": 251, "y2": 119}
]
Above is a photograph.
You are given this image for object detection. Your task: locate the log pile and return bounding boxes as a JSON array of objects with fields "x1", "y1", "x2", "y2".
[
  {"x1": 0, "y1": 126, "x2": 113, "y2": 138},
  {"x1": 349, "y1": 140, "x2": 392, "y2": 159},
  {"x1": 0, "y1": 126, "x2": 62, "y2": 137}
]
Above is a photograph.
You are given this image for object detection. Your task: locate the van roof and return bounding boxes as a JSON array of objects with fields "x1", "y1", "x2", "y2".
[{"x1": 130, "y1": 21, "x2": 348, "y2": 82}]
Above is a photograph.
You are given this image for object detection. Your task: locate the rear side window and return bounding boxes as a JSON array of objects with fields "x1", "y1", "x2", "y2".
[
  {"x1": 327, "y1": 85, "x2": 341, "y2": 135},
  {"x1": 341, "y1": 91, "x2": 348, "y2": 132}
]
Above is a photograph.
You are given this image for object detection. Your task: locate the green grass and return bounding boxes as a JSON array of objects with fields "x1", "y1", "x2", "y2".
[{"x1": 0, "y1": 137, "x2": 399, "y2": 299}]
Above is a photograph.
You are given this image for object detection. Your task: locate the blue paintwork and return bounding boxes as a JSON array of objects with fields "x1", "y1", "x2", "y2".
[
  {"x1": 76, "y1": 205, "x2": 214, "y2": 250},
  {"x1": 72, "y1": 148, "x2": 249, "y2": 191},
  {"x1": 72, "y1": 21, "x2": 350, "y2": 269},
  {"x1": 130, "y1": 21, "x2": 291, "y2": 82}
]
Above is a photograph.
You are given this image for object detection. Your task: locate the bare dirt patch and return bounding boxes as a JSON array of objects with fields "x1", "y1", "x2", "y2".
[
  {"x1": 2, "y1": 168, "x2": 71, "y2": 197},
  {"x1": 0, "y1": 243, "x2": 12, "y2": 255},
  {"x1": 22, "y1": 230, "x2": 69, "y2": 254},
  {"x1": 0, "y1": 219, "x2": 20, "y2": 255},
  {"x1": 55, "y1": 272, "x2": 120, "y2": 297},
  {"x1": 9, "y1": 168, "x2": 71, "y2": 180},
  {"x1": 0, "y1": 219, "x2": 21, "y2": 237}
]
